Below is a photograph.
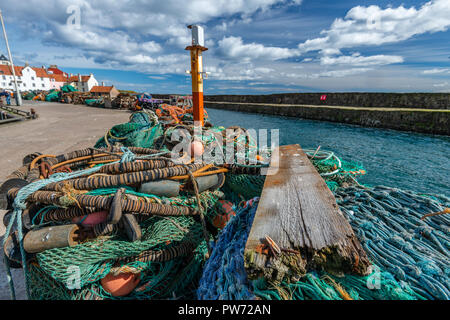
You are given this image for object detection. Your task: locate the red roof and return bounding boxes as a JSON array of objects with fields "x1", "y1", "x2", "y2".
[
  {"x1": 68, "y1": 75, "x2": 91, "y2": 82},
  {"x1": 49, "y1": 73, "x2": 68, "y2": 82},
  {"x1": 90, "y1": 85, "x2": 114, "y2": 93},
  {"x1": 0, "y1": 65, "x2": 23, "y2": 76},
  {"x1": 47, "y1": 67, "x2": 64, "y2": 75},
  {"x1": 32, "y1": 67, "x2": 51, "y2": 78}
]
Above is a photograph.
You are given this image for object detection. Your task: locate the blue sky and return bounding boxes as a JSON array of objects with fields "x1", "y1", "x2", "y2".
[{"x1": 1, "y1": 0, "x2": 450, "y2": 94}]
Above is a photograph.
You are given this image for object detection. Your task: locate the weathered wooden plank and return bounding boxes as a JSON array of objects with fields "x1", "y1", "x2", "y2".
[{"x1": 244, "y1": 144, "x2": 370, "y2": 282}]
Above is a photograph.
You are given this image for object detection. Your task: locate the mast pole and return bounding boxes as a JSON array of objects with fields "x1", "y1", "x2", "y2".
[{"x1": 0, "y1": 9, "x2": 22, "y2": 106}]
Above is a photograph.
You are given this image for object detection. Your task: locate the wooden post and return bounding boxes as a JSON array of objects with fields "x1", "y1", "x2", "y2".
[
  {"x1": 244, "y1": 144, "x2": 371, "y2": 282},
  {"x1": 186, "y1": 25, "x2": 208, "y2": 126}
]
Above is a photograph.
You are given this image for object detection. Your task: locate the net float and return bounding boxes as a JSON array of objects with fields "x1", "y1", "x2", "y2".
[
  {"x1": 72, "y1": 210, "x2": 108, "y2": 227},
  {"x1": 23, "y1": 224, "x2": 81, "y2": 253},
  {"x1": 100, "y1": 272, "x2": 141, "y2": 297},
  {"x1": 190, "y1": 140, "x2": 204, "y2": 157}
]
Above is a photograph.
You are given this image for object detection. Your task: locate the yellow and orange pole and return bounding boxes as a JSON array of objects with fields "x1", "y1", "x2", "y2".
[{"x1": 186, "y1": 25, "x2": 208, "y2": 127}]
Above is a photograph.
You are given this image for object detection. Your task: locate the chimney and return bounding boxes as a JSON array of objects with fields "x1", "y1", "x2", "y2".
[
  {"x1": 78, "y1": 73, "x2": 82, "y2": 82},
  {"x1": 101, "y1": 81, "x2": 105, "y2": 86},
  {"x1": 25, "y1": 62, "x2": 29, "y2": 67}
]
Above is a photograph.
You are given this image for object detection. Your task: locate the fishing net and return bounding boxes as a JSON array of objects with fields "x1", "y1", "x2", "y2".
[
  {"x1": 26, "y1": 188, "x2": 224, "y2": 300},
  {"x1": 304, "y1": 149, "x2": 365, "y2": 191},
  {"x1": 23, "y1": 92, "x2": 36, "y2": 100},
  {"x1": 60, "y1": 85, "x2": 77, "y2": 93},
  {"x1": 45, "y1": 90, "x2": 60, "y2": 102},
  {"x1": 94, "y1": 112, "x2": 164, "y2": 149},
  {"x1": 198, "y1": 187, "x2": 448, "y2": 300},
  {"x1": 4, "y1": 105, "x2": 448, "y2": 301},
  {"x1": 85, "y1": 98, "x2": 104, "y2": 108}
]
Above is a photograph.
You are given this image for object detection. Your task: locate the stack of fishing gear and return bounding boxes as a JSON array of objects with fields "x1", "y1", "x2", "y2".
[
  {"x1": 0, "y1": 144, "x2": 254, "y2": 300},
  {"x1": 197, "y1": 149, "x2": 449, "y2": 300},
  {"x1": 1, "y1": 106, "x2": 269, "y2": 300},
  {"x1": 134, "y1": 93, "x2": 164, "y2": 111}
]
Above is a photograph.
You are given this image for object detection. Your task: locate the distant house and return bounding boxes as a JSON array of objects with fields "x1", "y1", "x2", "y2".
[
  {"x1": 48, "y1": 73, "x2": 68, "y2": 90},
  {"x1": 47, "y1": 65, "x2": 65, "y2": 75},
  {"x1": 0, "y1": 54, "x2": 10, "y2": 65},
  {"x1": 90, "y1": 85, "x2": 120, "y2": 99},
  {"x1": 0, "y1": 64, "x2": 55, "y2": 91},
  {"x1": 67, "y1": 73, "x2": 98, "y2": 92}
]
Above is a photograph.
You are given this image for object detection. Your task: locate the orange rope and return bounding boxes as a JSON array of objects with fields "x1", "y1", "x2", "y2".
[
  {"x1": 51, "y1": 153, "x2": 121, "y2": 170},
  {"x1": 169, "y1": 168, "x2": 228, "y2": 180},
  {"x1": 421, "y1": 208, "x2": 450, "y2": 220},
  {"x1": 30, "y1": 154, "x2": 56, "y2": 169}
]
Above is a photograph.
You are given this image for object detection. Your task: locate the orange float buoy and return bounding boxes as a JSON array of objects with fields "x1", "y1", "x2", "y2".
[
  {"x1": 190, "y1": 140, "x2": 204, "y2": 157},
  {"x1": 100, "y1": 272, "x2": 141, "y2": 297},
  {"x1": 72, "y1": 210, "x2": 108, "y2": 227}
]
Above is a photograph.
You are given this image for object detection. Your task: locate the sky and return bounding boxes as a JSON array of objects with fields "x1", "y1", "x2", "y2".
[{"x1": 1, "y1": 0, "x2": 450, "y2": 94}]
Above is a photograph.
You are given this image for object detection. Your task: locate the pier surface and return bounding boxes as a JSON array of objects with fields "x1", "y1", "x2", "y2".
[
  {"x1": 0, "y1": 101, "x2": 130, "y2": 299},
  {"x1": 244, "y1": 144, "x2": 370, "y2": 282}
]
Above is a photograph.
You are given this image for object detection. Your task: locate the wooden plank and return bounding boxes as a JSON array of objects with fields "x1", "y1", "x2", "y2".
[{"x1": 244, "y1": 144, "x2": 370, "y2": 282}]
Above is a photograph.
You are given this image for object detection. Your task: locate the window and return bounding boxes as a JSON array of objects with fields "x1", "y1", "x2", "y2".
[
  {"x1": 31, "y1": 76, "x2": 35, "y2": 80},
  {"x1": 40, "y1": 77, "x2": 43, "y2": 81},
  {"x1": 2, "y1": 75, "x2": 5, "y2": 80},
  {"x1": 42, "y1": 84, "x2": 45, "y2": 88},
  {"x1": 32, "y1": 83, "x2": 36, "y2": 87}
]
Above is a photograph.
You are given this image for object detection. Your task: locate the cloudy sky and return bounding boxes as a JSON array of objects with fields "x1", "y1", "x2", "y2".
[{"x1": 1, "y1": 0, "x2": 450, "y2": 93}]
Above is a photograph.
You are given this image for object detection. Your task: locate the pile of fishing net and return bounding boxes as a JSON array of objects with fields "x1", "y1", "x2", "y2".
[
  {"x1": 1, "y1": 145, "x2": 245, "y2": 300},
  {"x1": 134, "y1": 93, "x2": 163, "y2": 110},
  {"x1": 60, "y1": 84, "x2": 77, "y2": 93},
  {"x1": 23, "y1": 91, "x2": 37, "y2": 100},
  {"x1": 44, "y1": 89, "x2": 60, "y2": 102},
  {"x1": 94, "y1": 111, "x2": 164, "y2": 149},
  {"x1": 197, "y1": 154, "x2": 450, "y2": 300},
  {"x1": 2, "y1": 106, "x2": 448, "y2": 301},
  {"x1": 85, "y1": 98, "x2": 105, "y2": 108},
  {"x1": 1, "y1": 112, "x2": 268, "y2": 300}
]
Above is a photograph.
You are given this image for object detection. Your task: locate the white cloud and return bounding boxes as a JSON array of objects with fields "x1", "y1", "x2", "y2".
[
  {"x1": 315, "y1": 68, "x2": 372, "y2": 78},
  {"x1": 423, "y1": 68, "x2": 450, "y2": 74},
  {"x1": 3, "y1": 0, "x2": 300, "y2": 71},
  {"x1": 298, "y1": 0, "x2": 450, "y2": 53},
  {"x1": 321, "y1": 53, "x2": 404, "y2": 66},
  {"x1": 217, "y1": 36, "x2": 300, "y2": 61},
  {"x1": 433, "y1": 81, "x2": 449, "y2": 87}
]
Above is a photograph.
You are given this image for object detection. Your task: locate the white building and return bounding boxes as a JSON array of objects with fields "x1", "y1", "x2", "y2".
[
  {"x1": 0, "y1": 60, "x2": 99, "y2": 92},
  {"x1": 0, "y1": 64, "x2": 56, "y2": 91},
  {"x1": 67, "y1": 73, "x2": 98, "y2": 92}
]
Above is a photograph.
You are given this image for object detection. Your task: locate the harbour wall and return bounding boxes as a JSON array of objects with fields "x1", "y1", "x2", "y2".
[
  {"x1": 152, "y1": 93, "x2": 450, "y2": 135},
  {"x1": 204, "y1": 93, "x2": 450, "y2": 109}
]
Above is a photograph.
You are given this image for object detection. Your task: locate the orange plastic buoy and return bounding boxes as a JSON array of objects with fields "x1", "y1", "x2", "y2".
[
  {"x1": 72, "y1": 210, "x2": 108, "y2": 227},
  {"x1": 100, "y1": 272, "x2": 141, "y2": 297},
  {"x1": 190, "y1": 140, "x2": 204, "y2": 157},
  {"x1": 212, "y1": 200, "x2": 236, "y2": 229}
]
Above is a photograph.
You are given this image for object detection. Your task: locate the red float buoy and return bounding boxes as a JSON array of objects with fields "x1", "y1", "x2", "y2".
[
  {"x1": 100, "y1": 272, "x2": 141, "y2": 297},
  {"x1": 72, "y1": 210, "x2": 108, "y2": 227},
  {"x1": 190, "y1": 140, "x2": 204, "y2": 157}
]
